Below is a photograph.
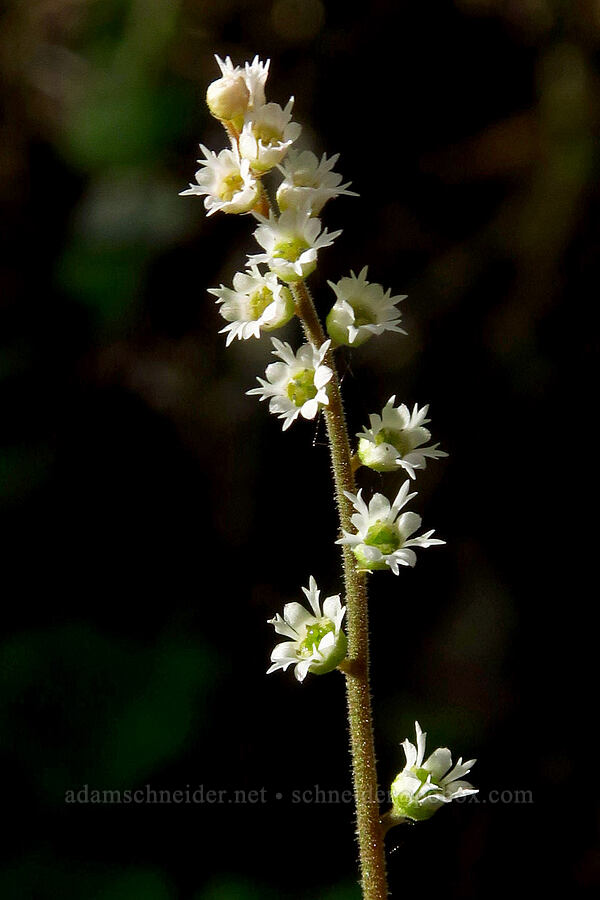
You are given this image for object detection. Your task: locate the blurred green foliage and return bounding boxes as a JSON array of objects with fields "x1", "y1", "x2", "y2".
[
  {"x1": 197, "y1": 876, "x2": 362, "y2": 900},
  {"x1": 0, "y1": 857, "x2": 176, "y2": 900},
  {"x1": 51, "y1": 0, "x2": 197, "y2": 330},
  {"x1": 0, "y1": 624, "x2": 214, "y2": 797},
  {"x1": 60, "y1": 0, "x2": 183, "y2": 171}
]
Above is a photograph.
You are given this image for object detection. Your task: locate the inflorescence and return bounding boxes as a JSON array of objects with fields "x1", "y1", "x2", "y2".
[{"x1": 181, "y1": 52, "x2": 476, "y2": 840}]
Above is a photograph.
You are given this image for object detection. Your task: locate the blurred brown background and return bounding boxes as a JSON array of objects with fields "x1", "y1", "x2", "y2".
[{"x1": 0, "y1": 1, "x2": 597, "y2": 898}]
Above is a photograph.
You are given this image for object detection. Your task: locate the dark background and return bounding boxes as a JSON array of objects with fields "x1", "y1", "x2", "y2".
[{"x1": 0, "y1": 1, "x2": 597, "y2": 898}]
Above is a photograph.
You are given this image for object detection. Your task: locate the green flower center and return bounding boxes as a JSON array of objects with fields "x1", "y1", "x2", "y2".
[
  {"x1": 298, "y1": 621, "x2": 335, "y2": 658},
  {"x1": 219, "y1": 173, "x2": 244, "y2": 202},
  {"x1": 286, "y1": 369, "x2": 317, "y2": 407},
  {"x1": 350, "y1": 300, "x2": 376, "y2": 328},
  {"x1": 364, "y1": 520, "x2": 402, "y2": 555},
  {"x1": 248, "y1": 286, "x2": 273, "y2": 320},
  {"x1": 273, "y1": 238, "x2": 309, "y2": 263},
  {"x1": 375, "y1": 427, "x2": 414, "y2": 457},
  {"x1": 292, "y1": 172, "x2": 318, "y2": 188},
  {"x1": 254, "y1": 123, "x2": 283, "y2": 146},
  {"x1": 413, "y1": 767, "x2": 432, "y2": 784}
]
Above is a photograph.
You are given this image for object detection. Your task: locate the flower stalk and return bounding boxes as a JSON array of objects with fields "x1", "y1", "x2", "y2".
[{"x1": 291, "y1": 278, "x2": 389, "y2": 899}]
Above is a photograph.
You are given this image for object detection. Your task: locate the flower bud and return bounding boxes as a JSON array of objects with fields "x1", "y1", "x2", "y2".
[{"x1": 206, "y1": 73, "x2": 250, "y2": 124}]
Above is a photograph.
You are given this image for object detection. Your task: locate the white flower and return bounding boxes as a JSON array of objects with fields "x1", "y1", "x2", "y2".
[
  {"x1": 390, "y1": 722, "x2": 478, "y2": 821},
  {"x1": 336, "y1": 482, "x2": 444, "y2": 574},
  {"x1": 238, "y1": 98, "x2": 301, "y2": 173},
  {"x1": 248, "y1": 205, "x2": 342, "y2": 283},
  {"x1": 179, "y1": 144, "x2": 260, "y2": 216},
  {"x1": 206, "y1": 55, "x2": 270, "y2": 124},
  {"x1": 357, "y1": 398, "x2": 448, "y2": 476},
  {"x1": 208, "y1": 266, "x2": 295, "y2": 346},
  {"x1": 276, "y1": 150, "x2": 358, "y2": 215},
  {"x1": 267, "y1": 576, "x2": 347, "y2": 682},
  {"x1": 247, "y1": 338, "x2": 333, "y2": 430},
  {"x1": 325, "y1": 267, "x2": 407, "y2": 347}
]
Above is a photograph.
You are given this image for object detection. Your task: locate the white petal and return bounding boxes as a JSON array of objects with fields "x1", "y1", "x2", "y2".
[
  {"x1": 391, "y1": 548, "x2": 417, "y2": 568},
  {"x1": 444, "y1": 781, "x2": 478, "y2": 799},
  {"x1": 415, "y1": 722, "x2": 427, "y2": 767},
  {"x1": 423, "y1": 747, "x2": 452, "y2": 780},
  {"x1": 367, "y1": 493, "x2": 392, "y2": 521},
  {"x1": 270, "y1": 642, "x2": 299, "y2": 661},
  {"x1": 267, "y1": 659, "x2": 294, "y2": 674},
  {"x1": 392, "y1": 482, "x2": 418, "y2": 514},
  {"x1": 402, "y1": 738, "x2": 418, "y2": 769},
  {"x1": 294, "y1": 659, "x2": 313, "y2": 682},
  {"x1": 302, "y1": 577, "x2": 322, "y2": 617},
  {"x1": 314, "y1": 365, "x2": 333, "y2": 390},
  {"x1": 441, "y1": 758, "x2": 477, "y2": 784},
  {"x1": 301, "y1": 398, "x2": 319, "y2": 420},
  {"x1": 283, "y1": 601, "x2": 314, "y2": 631},
  {"x1": 269, "y1": 614, "x2": 299, "y2": 640},
  {"x1": 317, "y1": 631, "x2": 335, "y2": 653},
  {"x1": 397, "y1": 511, "x2": 422, "y2": 540},
  {"x1": 322, "y1": 594, "x2": 342, "y2": 620}
]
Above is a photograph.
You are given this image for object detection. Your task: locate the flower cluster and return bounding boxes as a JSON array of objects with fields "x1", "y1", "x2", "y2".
[
  {"x1": 182, "y1": 56, "x2": 300, "y2": 215},
  {"x1": 181, "y1": 54, "x2": 355, "y2": 373},
  {"x1": 184, "y1": 57, "x2": 476, "y2": 832},
  {"x1": 181, "y1": 52, "x2": 449, "y2": 643}
]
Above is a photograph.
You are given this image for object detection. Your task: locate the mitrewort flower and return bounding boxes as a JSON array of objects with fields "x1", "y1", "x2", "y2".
[
  {"x1": 267, "y1": 576, "x2": 347, "y2": 682},
  {"x1": 238, "y1": 98, "x2": 301, "y2": 173},
  {"x1": 247, "y1": 338, "x2": 332, "y2": 430},
  {"x1": 208, "y1": 265, "x2": 295, "y2": 345},
  {"x1": 276, "y1": 150, "x2": 358, "y2": 216},
  {"x1": 249, "y1": 205, "x2": 342, "y2": 283},
  {"x1": 357, "y1": 398, "x2": 448, "y2": 476},
  {"x1": 179, "y1": 144, "x2": 259, "y2": 216},
  {"x1": 325, "y1": 267, "x2": 407, "y2": 347},
  {"x1": 206, "y1": 54, "x2": 270, "y2": 126},
  {"x1": 336, "y1": 482, "x2": 444, "y2": 574},
  {"x1": 389, "y1": 722, "x2": 477, "y2": 821}
]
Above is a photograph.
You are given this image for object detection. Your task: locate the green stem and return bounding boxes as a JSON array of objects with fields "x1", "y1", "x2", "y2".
[{"x1": 291, "y1": 279, "x2": 389, "y2": 900}]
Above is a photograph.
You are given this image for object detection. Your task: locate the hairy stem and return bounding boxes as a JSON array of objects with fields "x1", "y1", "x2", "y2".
[{"x1": 291, "y1": 279, "x2": 389, "y2": 900}]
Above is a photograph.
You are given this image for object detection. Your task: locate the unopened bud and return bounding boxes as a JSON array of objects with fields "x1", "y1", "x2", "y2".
[{"x1": 206, "y1": 73, "x2": 250, "y2": 123}]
